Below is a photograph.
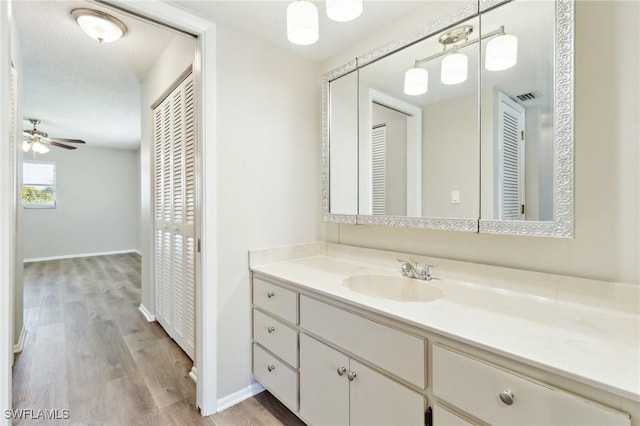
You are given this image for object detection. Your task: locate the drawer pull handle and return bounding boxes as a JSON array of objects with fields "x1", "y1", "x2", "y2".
[
  {"x1": 337, "y1": 367, "x2": 346, "y2": 376},
  {"x1": 267, "y1": 292, "x2": 275, "y2": 298},
  {"x1": 347, "y1": 371, "x2": 357, "y2": 382},
  {"x1": 267, "y1": 326, "x2": 275, "y2": 333},
  {"x1": 267, "y1": 365, "x2": 275, "y2": 372},
  {"x1": 499, "y1": 390, "x2": 514, "y2": 405}
]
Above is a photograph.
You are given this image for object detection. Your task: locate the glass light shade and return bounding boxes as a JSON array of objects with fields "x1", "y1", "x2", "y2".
[
  {"x1": 287, "y1": 1, "x2": 319, "y2": 45},
  {"x1": 404, "y1": 68, "x2": 429, "y2": 96},
  {"x1": 32, "y1": 141, "x2": 49, "y2": 154},
  {"x1": 485, "y1": 34, "x2": 518, "y2": 71},
  {"x1": 326, "y1": 0, "x2": 363, "y2": 22},
  {"x1": 22, "y1": 141, "x2": 31, "y2": 152},
  {"x1": 74, "y1": 13, "x2": 126, "y2": 43},
  {"x1": 441, "y1": 52, "x2": 468, "y2": 85}
]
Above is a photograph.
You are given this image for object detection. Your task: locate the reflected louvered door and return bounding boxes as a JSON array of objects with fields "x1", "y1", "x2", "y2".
[
  {"x1": 152, "y1": 72, "x2": 196, "y2": 359},
  {"x1": 371, "y1": 125, "x2": 386, "y2": 215},
  {"x1": 497, "y1": 93, "x2": 525, "y2": 220}
]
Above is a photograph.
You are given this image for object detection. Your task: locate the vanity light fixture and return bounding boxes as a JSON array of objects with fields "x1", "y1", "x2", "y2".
[
  {"x1": 287, "y1": 0, "x2": 319, "y2": 45},
  {"x1": 326, "y1": 0, "x2": 363, "y2": 22},
  {"x1": 71, "y1": 8, "x2": 127, "y2": 43},
  {"x1": 404, "y1": 67, "x2": 429, "y2": 96},
  {"x1": 404, "y1": 25, "x2": 517, "y2": 96},
  {"x1": 485, "y1": 33, "x2": 518, "y2": 71}
]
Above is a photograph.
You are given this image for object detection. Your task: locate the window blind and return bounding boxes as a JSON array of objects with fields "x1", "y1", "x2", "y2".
[{"x1": 22, "y1": 161, "x2": 56, "y2": 208}]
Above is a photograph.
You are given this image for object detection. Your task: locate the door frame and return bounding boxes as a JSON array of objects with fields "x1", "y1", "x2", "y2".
[
  {"x1": 105, "y1": 2, "x2": 219, "y2": 415},
  {"x1": 0, "y1": 1, "x2": 14, "y2": 423}
]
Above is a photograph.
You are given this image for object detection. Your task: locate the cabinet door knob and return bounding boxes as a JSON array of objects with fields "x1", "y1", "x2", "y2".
[
  {"x1": 267, "y1": 365, "x2": 275, "y2": 372},
  {"x1": 499, "y1": 390, "x2": 514, "y2": 405},
  {"x1": 347, "y1": 371, "x2": 357, "y2": 381},
  {"x1": 267, "y1": 292, "x2": 275, "y2": 298},
  {"x1": 337, "y1": 367, "x2": 346, "y2": 376},
  {"x1": 267, "y1": 326, "x2": 275, "y2": 333}
]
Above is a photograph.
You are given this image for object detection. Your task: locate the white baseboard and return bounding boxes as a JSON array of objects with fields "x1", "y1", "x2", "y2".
[
  {"x1": 189, "y1": 366, "x2": 197, "y2": 383},
  {"x1": 138, "y1": 304, "x2": 156, "y2": 322},
  {"x1": 24, "y1": 249, "x2": 138, "y2": 263},
  {"x1": 134, "y1": 250, "x2": 142, "y2": 256},
  {"x1": 13, "y1": 327, "x2": 26, "y2": 353},
  {"x1": 217, "y1": 383, "x2": 265, "y2": 412}
]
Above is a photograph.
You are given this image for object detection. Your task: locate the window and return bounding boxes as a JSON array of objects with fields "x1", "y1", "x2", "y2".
[{"x1": 22, "y1": 161, "x2": 56, "y2": 208}]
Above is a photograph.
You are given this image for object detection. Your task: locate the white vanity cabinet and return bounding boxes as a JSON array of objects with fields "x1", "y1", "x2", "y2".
[
  {"x1": 251, "y1": 272, "x2": 634, "y2": 426},
  {"x1": 300, "y1": 333, "x2": 426, "y2": 426}
]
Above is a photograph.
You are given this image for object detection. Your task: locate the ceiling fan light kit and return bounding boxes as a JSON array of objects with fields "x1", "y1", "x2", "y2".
[
  {"x1": 287, "y1": 0, "x2": 364, "y2": 45},
  {"x1": 22, "y1": 119, "x2": 86, "y2": 153},
  {"x1": 71, "y1": 8, "x2": 127, "y2": 43}
]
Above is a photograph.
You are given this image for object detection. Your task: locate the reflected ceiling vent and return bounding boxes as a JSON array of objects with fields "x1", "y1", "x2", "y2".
[{"x1": 514, "y1": 91, "x2": 542, "y2": 102}]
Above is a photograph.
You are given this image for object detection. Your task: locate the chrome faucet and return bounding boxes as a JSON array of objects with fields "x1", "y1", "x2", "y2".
[{"x1": 397, "y1": 259, "x2": 433, "y2": 281}]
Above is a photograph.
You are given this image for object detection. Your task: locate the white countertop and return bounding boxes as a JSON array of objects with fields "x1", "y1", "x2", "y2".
[{"x1": 250, "y1": 252, "x2": 640, "y2": 402}]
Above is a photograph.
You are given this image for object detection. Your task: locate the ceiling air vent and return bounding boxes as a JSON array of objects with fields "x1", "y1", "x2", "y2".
[{"x1": 514, "y1": 91, "x2": 542, "y2": 102}]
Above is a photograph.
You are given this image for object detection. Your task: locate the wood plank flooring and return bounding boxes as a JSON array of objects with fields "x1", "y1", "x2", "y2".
[{"x1": 13, "y1": 254, "x2": 304, "y2": 426}]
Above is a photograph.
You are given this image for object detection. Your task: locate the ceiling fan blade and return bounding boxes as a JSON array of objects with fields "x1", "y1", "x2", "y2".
[
  {"x1": 48, "y1": 141, "x2": 77, "y2": 150},
  {"x1": 50, "y1": 138, "x2": 86, "y2": 144}
]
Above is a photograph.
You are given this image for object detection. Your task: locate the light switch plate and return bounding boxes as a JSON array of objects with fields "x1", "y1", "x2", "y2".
[{"x1": 451, "y1": 190, "x2": 460, "y2": 204}]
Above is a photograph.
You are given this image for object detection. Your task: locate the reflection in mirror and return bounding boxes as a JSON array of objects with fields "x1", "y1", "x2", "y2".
[
  {"x1": 328, "y1": 70, "x2": 358, "y2": 216},
  {"x1": 357, "y1": 16, "x2": 480, "y2": 219},
  {"x1": 480, "y1": 0, "x2": 555, "y2": 222}
]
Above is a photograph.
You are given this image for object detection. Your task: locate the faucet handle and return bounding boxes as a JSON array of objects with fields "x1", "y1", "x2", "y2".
[{"x1": 418, "y1": 264, "x2": 435, "y2": 280}]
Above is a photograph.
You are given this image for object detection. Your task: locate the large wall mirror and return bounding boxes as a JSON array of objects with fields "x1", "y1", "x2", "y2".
[{"x1": 322, "y1": 0, "x2": 574, "y2": 237}]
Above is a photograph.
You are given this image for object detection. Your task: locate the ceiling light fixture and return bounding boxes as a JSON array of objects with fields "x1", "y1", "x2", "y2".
[
  {"x1": 287, "y1": 1, "x2": 319, "y2": 46},
  {"x1": 326, "y1": 0, "x2": 363, "y2": 22},
  {"x1": 71, "y1": 8, "x2": 127, "y2": 43},
  {"x1": 404, "y1": 25, "x2": 517, "y2": 96},
  {"x1": 31, "y1": 141, "x2": 50, "y2": 154}
]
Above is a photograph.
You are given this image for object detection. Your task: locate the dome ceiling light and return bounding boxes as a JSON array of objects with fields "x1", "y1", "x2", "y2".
[{"x1": 71, "y1": 8, "x2": 127, "y2": 43}]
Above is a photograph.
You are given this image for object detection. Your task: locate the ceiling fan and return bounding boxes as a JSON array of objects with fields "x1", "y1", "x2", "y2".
[{"x1": 22, "y1": 119, "x2": 86, "y2": 153}]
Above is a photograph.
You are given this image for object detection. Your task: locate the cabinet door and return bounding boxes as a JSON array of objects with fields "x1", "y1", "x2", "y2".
[
  {"x1": 300, "y1": 334, "x2": 349, "y2": 425},
  {"x1": 350, "y1": 359, "x2": 425, "y2": 426}
]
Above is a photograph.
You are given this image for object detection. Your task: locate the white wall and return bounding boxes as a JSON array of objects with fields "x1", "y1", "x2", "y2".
[
  {"x1": 422, "y1": 93, "x2": 478, "y2": 218},
  {"x1": 322, "y1": 1, "x2": 639, "y2": 285},
  {"x1": 139, "y1": 34, "x2": 195, "y2": 315},
  {"x1": 21, "y1": 146, "x2": 139, "y2": 260},
  {"x1": 216, "y1": 23, "x2": 321, "y2": 398}
]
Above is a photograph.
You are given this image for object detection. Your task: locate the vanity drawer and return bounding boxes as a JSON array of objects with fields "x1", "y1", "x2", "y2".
[
  {"x1": 253, "y1": 309, "x2": 298, "y2": 367},
  {"x1": 253, "y1": 344, "x2": 299, "y2": 412},
  {"x1": 432, "y1": 345, "x2": 630, "y2": 426},
  {"x1": 253, "y1": 277, "x2": 298, "y2": 324},
  {"x1": 300, "y1": 295, "x2": 426, "y2": 388}
]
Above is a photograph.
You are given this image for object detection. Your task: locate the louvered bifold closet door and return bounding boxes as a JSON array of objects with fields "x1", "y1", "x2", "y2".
[{"x1": 152, "y1": 72, "x2": 196, "y2": 360}]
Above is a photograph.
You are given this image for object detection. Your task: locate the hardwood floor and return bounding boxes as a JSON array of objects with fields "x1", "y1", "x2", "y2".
[{"x1": 13, "y1": 254, "x2": 305, "y2": 426}]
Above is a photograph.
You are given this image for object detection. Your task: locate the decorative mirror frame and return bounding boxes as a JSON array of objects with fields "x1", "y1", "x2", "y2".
[
  {"x1": 478, "y1": 0, "x2": 574, "y2": 237},
  {"x1": 322, "y1": 0, "x2": 574, "y2": 237},
  {"x1": 321, "y1": 59, "x2": 358, "y2": 224}
]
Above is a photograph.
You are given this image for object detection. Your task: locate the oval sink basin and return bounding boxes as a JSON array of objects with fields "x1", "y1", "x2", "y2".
[{"x1": 343, "y1": 275, "x2": 444, "y2": 302}]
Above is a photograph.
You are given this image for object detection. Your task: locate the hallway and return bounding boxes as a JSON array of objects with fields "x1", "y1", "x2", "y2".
[{"x1": 12, "y1": 254, "x2": 301, "y2": 425}]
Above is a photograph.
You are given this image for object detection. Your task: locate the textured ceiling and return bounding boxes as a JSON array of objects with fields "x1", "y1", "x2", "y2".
[{"x1": 14, "y1": 0, "x2": 179, "y2": 150}]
